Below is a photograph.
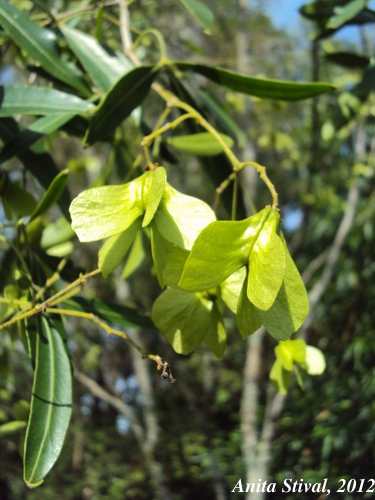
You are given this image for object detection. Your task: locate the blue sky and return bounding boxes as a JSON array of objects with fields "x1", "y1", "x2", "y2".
[{"x1": 266, "y1": 0, "x2": 375, "y2": 42}]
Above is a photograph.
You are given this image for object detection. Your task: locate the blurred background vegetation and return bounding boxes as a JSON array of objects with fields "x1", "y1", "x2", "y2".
[{"x1": 1, "y1": 0, "x2": 375, "y2": 498}]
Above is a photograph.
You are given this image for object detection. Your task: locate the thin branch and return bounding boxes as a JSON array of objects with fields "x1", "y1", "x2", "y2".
[{"x1": 74, "y1": 369, "x2": 145, "y2": 447}]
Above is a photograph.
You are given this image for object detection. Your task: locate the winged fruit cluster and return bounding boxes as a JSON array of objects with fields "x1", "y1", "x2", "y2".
[{"x1": 70, "y1": 166, "x2": 309, "y2": 358}]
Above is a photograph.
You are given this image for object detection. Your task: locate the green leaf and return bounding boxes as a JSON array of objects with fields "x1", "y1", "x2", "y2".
[
  {"x1": 1, "y1": 179, "x2": 37, "y2": 217},
  {"x1": 143, "y1": 167, "x2": 167, "y2": 227},
  {"x1": 327, "y1": 0, "x2": 370, "y2": 29},
  {"x1": 275, "y1": 339, "x2": 306, "y2": 371},
  {"x1": 257, "y1": 235, "x2": 309, "y2": 340},
  {"x1": 179, "y1": 208, "x2": 271, "y2": 292},
  {"x1": 13, "y1": 400, "x2": 30, "y2": 422},
  {"x1": 40, "y1": 217, "x2": 76, "y2": 250},
  {"x1": 0, "y1": 118, "x2": 71, "y2": 220},
  {"x1": 0, "y1": 114, "x2": 75, "y2": 164},
  {"x1": 303, "y1": 346, "x2": 326, "y2": 375},
  {"x1": 178, "y1": 0, "x2": 214, "y2": 33},
  {"x1": 24, "y1": 316, "x2": 72, "y2": 488},
  {"x1": 99, "y1": 217, "x2": 142, "y2": 278},
  {"x1": 0, "y1": 86, "x2": 94, "y2": 117},
  {"x1": 122, "y1": 231, "x2": 146, "y2": 279},
  {"x1": 61, "y1": 26, "x2": 132, "y2": 92},
  {"x1": 0, "y1": 420, "x2": 27, "y2": 438},
  {"x1": 248, "y1": 209, "x2": 285, "y2": 311},
  {"x1": 163, "y1": 246, "x2": 190, "y2": 288},
  {"x1": 84, "y1": 65, "x2": 157, "y2": 145},
  {"x1": 0, "y1": 0, "x2": 89, "y2": 95},
  {"x1": 176, "y1": 62, "x2": 336, "y2": 100},
  {"x1": 29, "y1": 169, "x2": 69, "y2": 222},
  {"x1": 62, "y1": 297, "x2": 155, "y2": 330},
  {"x1": 324, "y1": 51, "x2": 369, "y2": 69},
  {"x1": 151, "y1": 222, "x2": 174, "y2": 288},
  {"x1": 236, "y1": 271, "x2": 262, "y2": 339},
  {"x1": 205, "y1": 302, "x2": 226, "y2": 358},
  {"x1": 152, "y1": 288, "x2": 212, "y2": 354},
  {"x1": 220, "y1": 267, "x2": 246, "y2": 314},
  {"x1": 70, "y1": 174, "x2": 146, "y2": 241},
  {"x1": 154, "y1": 183, "x2": 216, "y2": 250},
  {"x1": 166, "y1": 132, "x2": 234, "y2": 156},
  {"x1": 270, "y1": 358, "x2": 292, "y2": 394}
]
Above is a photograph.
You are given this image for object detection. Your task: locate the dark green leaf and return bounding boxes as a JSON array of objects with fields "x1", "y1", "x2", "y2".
[
  {"x1": 176, "y1": 62, "x2": 336, "y2": 100},
  {"x1": 29, "y1": 169, "x2": 69, "y2": 222},
  {"x1": 61, "y1": 26, "x2": 132, "y2": 92},
  {"x1": 84, "y1": 66, "x2": 157, "y2": 145},
  {"x1": 324, "y1": 51, "x2": 369, "y2": 68},
  {"x1": 152, "y1": 288, "x2": 212, "y2": 354},
  {"x1": 98, "y1": 218, "x2": 142, "y2": 278},
  {"x1": 0, "y1": 86, "x2": 94, "y2": 117},
  {"x1": 0, "y1": 1, "x2": 89, "y2": 95},
  {"x1": 24, "y1": 316, "x2": 72, "y2": 488},
  {"x1": 178, "y1": 0, "x2": 214, "y2": 33},
  {"x1": 166, "y1": 132, "x2": 234, "y2": 156},
  {"x1": 62, "y1": 297, "x2": 156, "y2": 330},
  {"x1": 0, "y1": 118, "x2": 71, "y2": 220},
  {"x1": 0, "y1": 114, "x2": 74, "y2": 164}
]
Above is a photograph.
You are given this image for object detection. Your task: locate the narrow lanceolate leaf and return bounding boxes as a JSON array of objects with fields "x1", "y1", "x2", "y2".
[
  {"x1": 324, "y1": 51, "x2": 370, "y2": 69},
  {"x1": 29, "y1": 169, "x2": 69, "y2": 222},
  {"x1": 0, "y1": 86, "x2": 94, "y2": 117},
  {"x1": 61, "y1": 26, "x2": 132, "y2": 92},
  {"x1": 166, "y1": 132, "x2": 234, "y2": 156},
  {"x1": 69, "y1": 174, "x2": 147, "y2": 241},
  {"x1": 152, "y1": 288, "x2": 212, "y2": 355},
  {"x1": 248, "y1": 209, "x2": 285, "y2": 311},
  {"x1": 84, "y1": 66, "x2": 157, "y2": 145},
  {"x1": 326, "y1": 0, "x2": 370, "y2": 29},
  {"x1": 151, "y1": 222, "x2": 174, "y2": 288},
  {"x1": 178, "y1": 0, "x2": 214, "y2": 33},
  {"x1": 0, "y1": 114, "x2": 75, "y2": 164},
  {"x1": 24, "y1": 316, "x2": 72, "y2": 488},
  {"x1": 179, "y1": 209, "x2": 271, "y2": 292},
  {"x1": 257, "y1": 235, "x2": 309, "y2": 341},
  {"x1": 176, "y1": 62, "x2": 336, "y2": 100},
  {"x1": 0, "y1": 1, "x2": 89, "y2": 95},
  {"x1": 98, "y1": 218, "x2": 142, "y2": 277}
]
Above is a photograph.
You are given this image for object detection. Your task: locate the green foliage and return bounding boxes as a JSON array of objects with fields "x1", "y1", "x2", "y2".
[{"x1": 1, "y1": 0, "x2": 360, "y2": 491}]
